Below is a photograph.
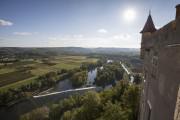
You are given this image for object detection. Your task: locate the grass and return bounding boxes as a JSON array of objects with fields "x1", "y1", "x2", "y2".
[
  {"x1": 0, "y1": 68, "x2": 16, "y2": 75},
  {"x1": 0, "y1": 77, "x2": 37, "y2": 91},
  {"x1": 0, "y1": 55, "x2": 98, "y2": 91},
  {"x1": 0, "y1": 71, "x2": 33, "y2": 87}
]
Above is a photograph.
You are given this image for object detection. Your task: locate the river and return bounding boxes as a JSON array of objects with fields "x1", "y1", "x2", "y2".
[{"x1": 38, "y1": 68, "x2": 98, "y2": 95}]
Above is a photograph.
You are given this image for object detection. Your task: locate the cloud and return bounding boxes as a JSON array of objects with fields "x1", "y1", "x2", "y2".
[
  {"x1": 13, "y1": 32, "x2": 33, "y2": 36},
  {"x1": 48, "y1": 37, "x2": 57, "y2": 40},
  {"x1": 0, "y1": 19, "x2": 13, "y2": 26},
  {"x1": 73, "y1": 34, "x2": 83, "y2": 38},
  {"x1": 112, "y1": 33, "x2": 131, "y2": 40},
  {"x1": 48, "y1": 34, "x2": 84, "y2": 41},
  {"x1": 0, "y1": 38, "x2": 4, "y2": 41},
  {"x1": 97, "y1": 29, "x2": 108, "y2": 34}
]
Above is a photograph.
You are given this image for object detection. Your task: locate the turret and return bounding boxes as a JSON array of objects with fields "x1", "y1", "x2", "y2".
[
  {"x1": 176, "y1": 4, "x2": 180, "y2": 19},
  {"x1": 140, "y1": 12, "x2": 156, "y2": 59}
]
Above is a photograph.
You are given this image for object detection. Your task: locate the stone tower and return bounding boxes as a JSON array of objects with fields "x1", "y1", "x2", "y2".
[
  {"x1": 140, "y1": 12, "x2": 156, "y2": 59},
  {"x1": 176, "y1": 4, "x2": 180, "y2": 19},
  {"x1": 139, "y1": 4, "x2": 180, "y2": 120}
]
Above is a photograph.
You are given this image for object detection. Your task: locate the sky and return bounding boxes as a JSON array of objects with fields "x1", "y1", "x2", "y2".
[{"x1": 0, "y1": 0, "x2": 179, "y2": 48}]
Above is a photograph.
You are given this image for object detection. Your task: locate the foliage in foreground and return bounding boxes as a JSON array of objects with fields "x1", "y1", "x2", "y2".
[{"x1": 20, "y1": 80, "x2": 140, "y2": 120}]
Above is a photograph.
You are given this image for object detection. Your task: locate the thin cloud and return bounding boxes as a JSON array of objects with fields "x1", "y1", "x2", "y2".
[
  {"x1": 0, "y1": 38, "x2": 4, "y2": 41},
  {"x1": 112, "y1": 33, "x2": 131, "y2": 40},
  {"x1": 0, "y1": 19, "x2": 13, "y2": 26},
  {"x1": 48, "y1": 37, "x2": 57, "y2": 40},
  {"x1": 48, "y1": 34, "x2": 84, "y2": 41},
  {"x1": 97, "y1": 29, "x2": 108, "y2": 34},
  {"x1": 73, "y1": 34, "x2": 83, "y2": 38},
  {"x1": 13, "y1": 32, "x2": 33, "y2": 36}
]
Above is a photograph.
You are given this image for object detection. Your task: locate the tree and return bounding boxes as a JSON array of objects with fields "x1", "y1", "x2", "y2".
[
  {"x1": 20, "y1": 106, "x2": 49, "y2": 120},
  {"x1": 70, "y1": 71, "x2": 87, "y2": 88},
  {"x1": 61, "y1": 110, "x2": 73, "y2": 120},
  {"x1": 95, "y1": 63, "x2": 125, "y2": 88},
  {"x1": 100, "y1": 101, "x2": 131, "y2": 120},
  {"x1": 49, "y1": 94, "x2": 83, "y2": 120},
  {"x1": 62, "y1": 91, "x2": 102, "y2": 120},
  {"x1": 122, "y1": 85, "x2": 140, "y2": 120},
  {"x1": 81, "y1": 91, "x2": 101, "y2": 120},
  {"x1": 95, "y1": 69, "x2": 115, "y2": 88}
]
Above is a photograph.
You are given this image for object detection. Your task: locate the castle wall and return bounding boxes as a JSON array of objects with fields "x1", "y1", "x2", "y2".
[
  {"x1": 174, "y1": 86, "x2": 180, "y2": 120},
  {"x1": 140, "y1": 18, "x2": 180, "y2": 120}
]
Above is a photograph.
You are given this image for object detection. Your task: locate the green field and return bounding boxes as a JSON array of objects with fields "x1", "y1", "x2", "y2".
[{"x1": 0, "y1": 55, "x2": 98, "y2": 91}]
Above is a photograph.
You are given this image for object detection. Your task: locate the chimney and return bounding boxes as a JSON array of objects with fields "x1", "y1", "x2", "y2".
[{"x1": 176, "y1": 4, "x2": 180, "y2": 19}]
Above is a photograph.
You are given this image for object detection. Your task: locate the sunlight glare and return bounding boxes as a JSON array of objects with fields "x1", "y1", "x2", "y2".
[{"x1": 123, "y1": 8, "x2": 136, "y2": 22}]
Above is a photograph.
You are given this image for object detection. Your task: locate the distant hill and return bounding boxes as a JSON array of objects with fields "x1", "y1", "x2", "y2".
[{"x1": 0, "y1": 47, "x2": 140, "y2": 58}]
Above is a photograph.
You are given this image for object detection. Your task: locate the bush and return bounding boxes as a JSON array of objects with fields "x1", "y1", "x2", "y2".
[
  {"x1": 70, "y1": 71, "x2": 87, "y2": 88},
  {"x1": 20, "y1": 106, "x2": 49, "y2": 120}
]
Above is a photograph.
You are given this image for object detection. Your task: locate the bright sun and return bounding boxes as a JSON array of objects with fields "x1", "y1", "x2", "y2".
[{"x1": 123, "y1": 8, "x2": 136, "y2": 22}]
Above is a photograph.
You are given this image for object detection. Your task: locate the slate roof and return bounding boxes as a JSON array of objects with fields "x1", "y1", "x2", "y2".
[{"x1": 140, "y1": 13, "x2": 157, "y2": 33}]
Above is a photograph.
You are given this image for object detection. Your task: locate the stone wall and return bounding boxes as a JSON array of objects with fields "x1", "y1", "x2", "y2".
[
  {"x1": 139, "y1": 18, "x2": 180, "y2": 120},
  {"x1": 174, "y1": 86, "x2": 180, "y2": 120}
]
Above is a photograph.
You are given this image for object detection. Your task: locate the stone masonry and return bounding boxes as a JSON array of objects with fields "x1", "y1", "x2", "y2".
[{"x1": 139, "y1": 4, "x2": 180, "y2": 120}]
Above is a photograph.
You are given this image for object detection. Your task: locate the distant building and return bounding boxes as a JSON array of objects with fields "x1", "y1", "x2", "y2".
[{"x1": 139, "y1": 4, "x2": 180, "y2": 120}]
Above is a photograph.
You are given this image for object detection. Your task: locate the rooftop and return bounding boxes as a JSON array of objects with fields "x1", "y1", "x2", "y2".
[{"x1": 140, "y1": 13, "x2": 157, "y2": 33}]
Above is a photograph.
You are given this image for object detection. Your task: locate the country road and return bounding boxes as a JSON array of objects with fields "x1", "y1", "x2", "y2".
[{"x1": 120, "y1": 61, "x2": 134, "y2": 83}]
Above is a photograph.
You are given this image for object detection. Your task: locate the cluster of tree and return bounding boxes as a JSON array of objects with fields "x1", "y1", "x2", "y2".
[
  {"x1": 92, "y1": 53, "x2": 142, "y2": 73},
  {"x1": 20, "y1": 106, "x2": 49, "y2": 120},
  {"x1": 80, "y1": 62, "x2": 97, "y2": 71},
  {"x1": 95, "y1": 62, "x2": 125, "y2": 88},
  {"x1": 20, "y1": 80, "x2": 140, "y2": 120},
  {"x1": 58, "y1": 67, "x2": 88, "y2": 88},
  {"x1": 80, "y1": 59, "x2": 106, "y2": 71},
  {"x1": 0, "y1": 58, "x2": 19, "y2": 64},
  {"x1": 0, "y1": 88, "x2": 26, "y2": 107},
  {"x1": 70, "y1": 71, "x2": 87, "y2": 88}
]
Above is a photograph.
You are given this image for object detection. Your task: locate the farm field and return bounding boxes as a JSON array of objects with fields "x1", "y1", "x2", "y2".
[{"x1": 0, "y1": 55, "x2": 98, "y2": 91}]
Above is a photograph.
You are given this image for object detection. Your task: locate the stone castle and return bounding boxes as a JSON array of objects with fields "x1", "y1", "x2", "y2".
[{"x1": 139, "y1": 4, "x2": 180, "y2": 120}]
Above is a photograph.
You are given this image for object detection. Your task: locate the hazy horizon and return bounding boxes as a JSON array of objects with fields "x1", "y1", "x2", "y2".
[{"x1": 0, "y1": 46, "x2": 140, "y2": 49}]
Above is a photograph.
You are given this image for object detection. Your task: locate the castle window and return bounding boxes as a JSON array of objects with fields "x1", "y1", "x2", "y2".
[
  {"x1": 151, "y1": 56, "x2": 158, "y2": 79},
  {"x1": 151, "y1": 73, "x2": 156, "y2": 79},
  {"x1": 145, "y1": 48, "x2": 150, "y2": 52},
  {"x1": 152, "y1": 56, "x2": 158, "y2": 66}
]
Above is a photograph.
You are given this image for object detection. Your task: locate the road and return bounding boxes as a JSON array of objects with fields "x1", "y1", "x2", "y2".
[{"x1": 120, "y1": 61, "x2": 134, "y2": 83}]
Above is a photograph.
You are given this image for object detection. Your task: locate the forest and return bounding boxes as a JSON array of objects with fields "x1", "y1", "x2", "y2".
[{"x1": 20, "y1": 80, "x2": 140, "y2": 120}]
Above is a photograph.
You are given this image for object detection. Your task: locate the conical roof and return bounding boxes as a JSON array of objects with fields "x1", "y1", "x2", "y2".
[
  {"x1": 140, "y1": 13, "x2": 156, "y2": 33},
  {"x1": 176, "y1": 4, "x2": 180, "y2": 8}
]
